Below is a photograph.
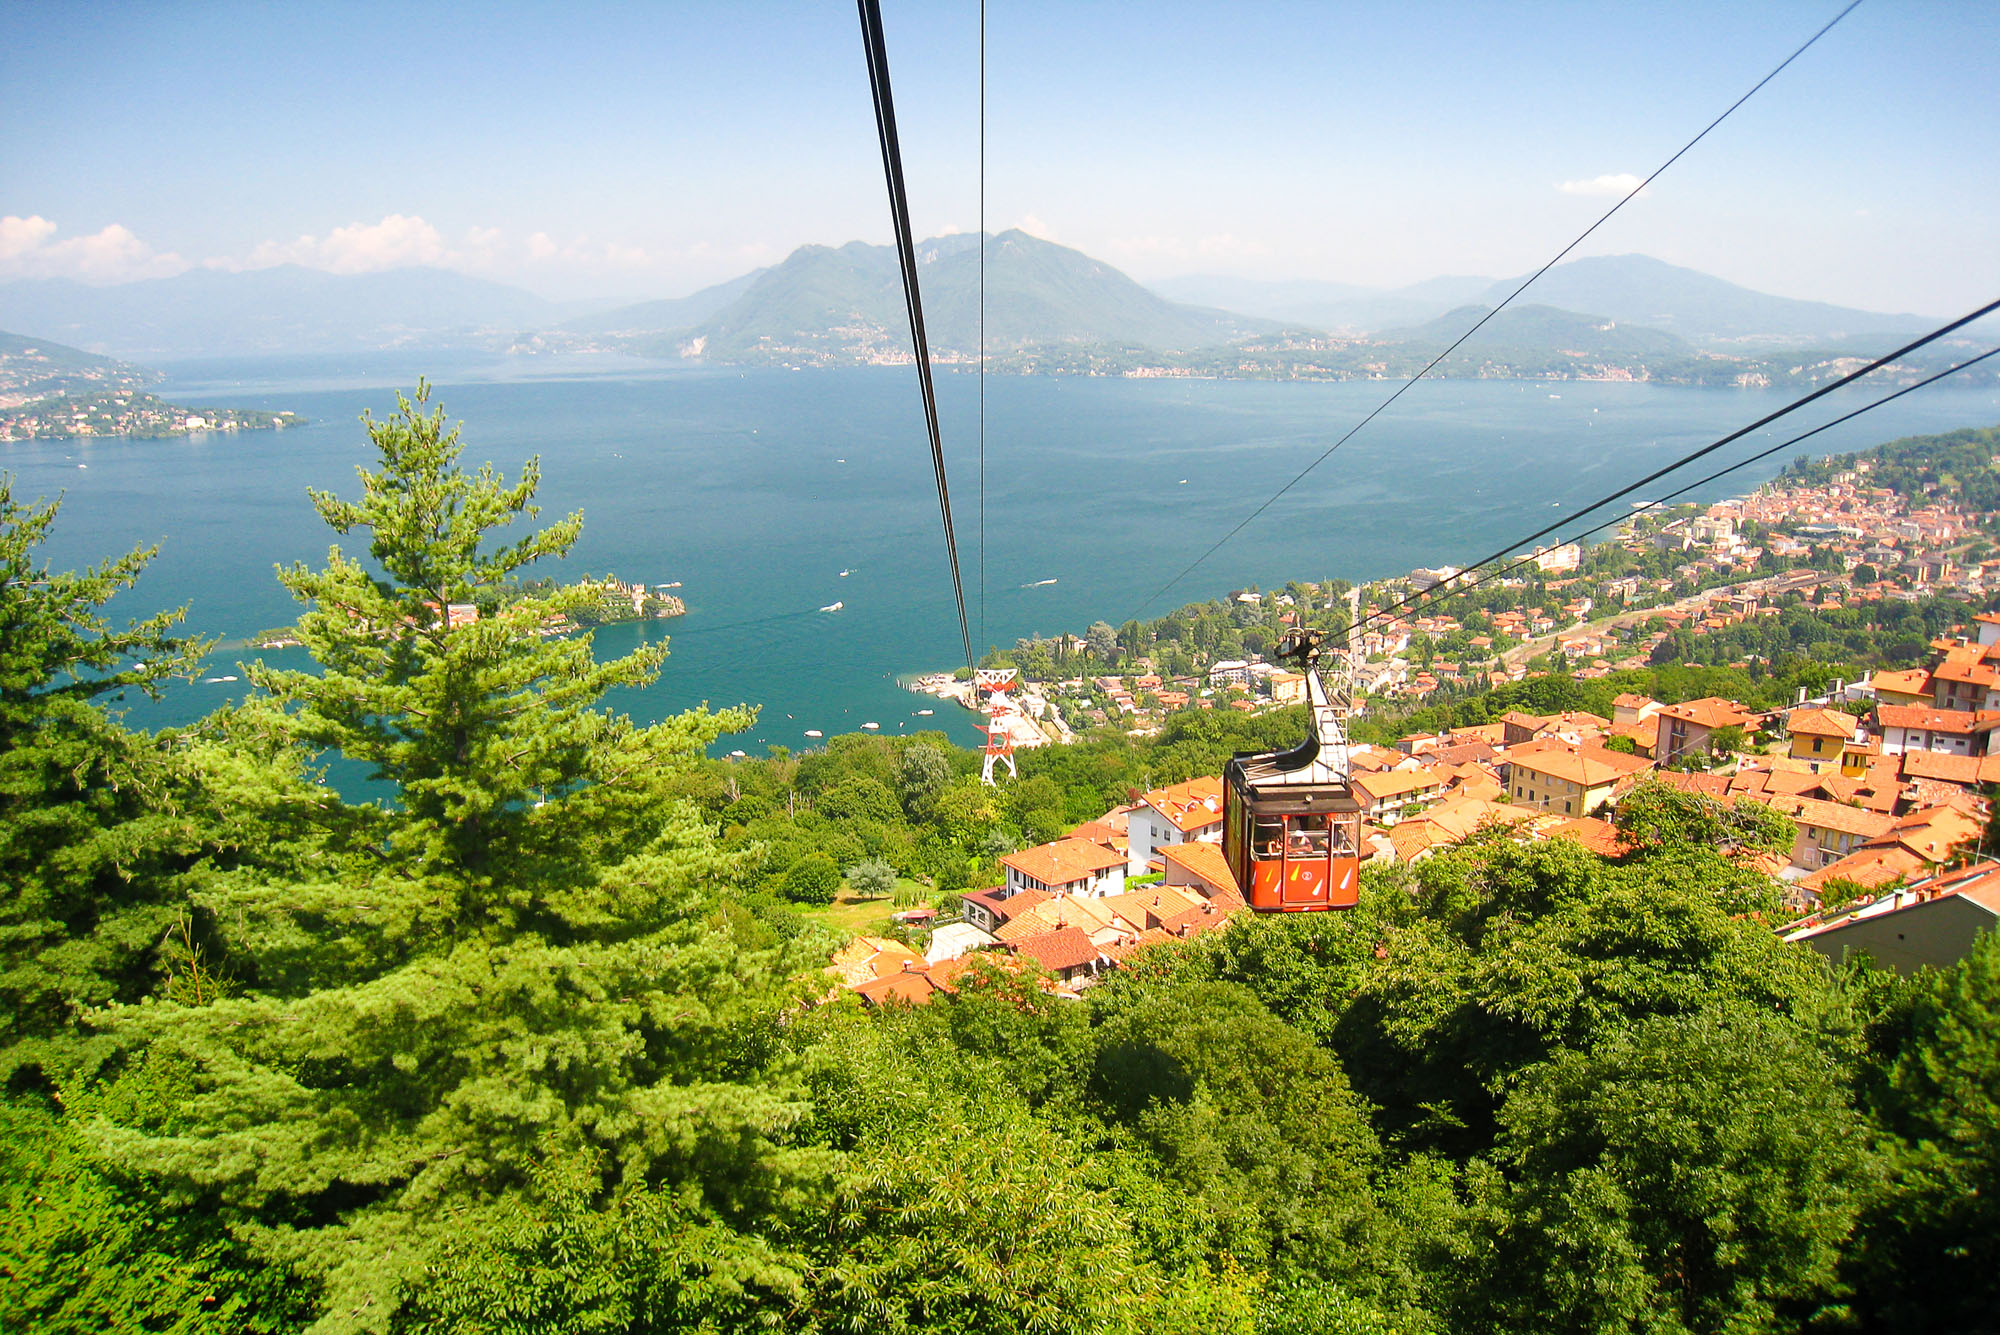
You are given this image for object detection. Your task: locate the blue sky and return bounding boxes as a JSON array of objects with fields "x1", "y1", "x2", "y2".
[{"x1": 3, "y1": 1, "x2": 1994, "y2": 314}]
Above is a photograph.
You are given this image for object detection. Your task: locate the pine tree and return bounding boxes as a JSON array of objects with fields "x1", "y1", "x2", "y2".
[
  {"x1": 0, "y1": 476, "x2": 209, "y2": 1051},
  {"x1": 89, "y1": 388, "x2": 824, "y2": 1332}
]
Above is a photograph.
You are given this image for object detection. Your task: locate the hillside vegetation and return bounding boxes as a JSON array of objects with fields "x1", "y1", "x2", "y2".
[{"x1": 1, "y1": 388, "x2": 1995, "y2": 1334}]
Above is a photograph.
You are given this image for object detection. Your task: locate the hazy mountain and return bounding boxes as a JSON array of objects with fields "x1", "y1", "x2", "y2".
[
  {"x1": 1150, "y1": 273, "x2": 1494, "y2": 333},
  {"x1": 1379, "y1": 303, "x2": 1695, "y2": 359},
  {"x1": 0, "y1": 266, "x2": 566, "y2": 360},
  {"x1": 560, "y1": 269, "x2": 766, "y2": 334},
  {"x1": 667, "y1": 231, "x2": 1278, "y2": 362},
  {"x1": 1474, "y1": 255, "x2": 1932, "y2": 347}
]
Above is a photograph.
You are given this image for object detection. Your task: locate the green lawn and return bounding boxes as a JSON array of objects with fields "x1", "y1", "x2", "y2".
[{"x1": 804, "y1": 877, "x2": 933, "y2": 936}]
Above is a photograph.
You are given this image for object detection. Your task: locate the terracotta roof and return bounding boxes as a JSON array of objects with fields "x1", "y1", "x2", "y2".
[
  {"x1": 1900, "y1": 749, "x2": 1983, "y2": 786},
  {"x1": 1876, "y1": 704, "x2": 2000, "y2": 734},
  {"x1": 1800, "y1": 845, "x2": 1931, "y2": 893},
  {"x1": 1008, "y1": 925, "x2": 1102, "y2": 973},
  {"x1": 1542, "y1": 815, "x2": 1633, "y2": 858},
  {"x1": 1787, "y1": 707, "x2": 1859, "y2": 740},
  {"x1": 1656, "y1": 696, "x2": 1757, "y2": 730},
  {"x1": 853, "y1": 969, "x2": 954, "y2": 1007},
  {"x1": 1138, "y1": 776, "x2": 1225, "y2": 833},
  {"x1": 960, "y1": 885, "x2": 1049, "y2": 927},
  {"x1": 1065, "y1": 817, "x2": 1130, "y2": 851},
  {"x1": 827, "y1": 935, "x2": 928, "y2": 986},
  {"x1": 1648, "y1": 770, "x2": 1732, "y2": 798},
  {"x1": 1871, "y1": 668, "x2": 1932, "y2": 697},
  {"x1": 1765, "y1": 796, "x2": 1897, "y2": 840},
  {"x1": 1001, "y1": 837, "x2": 1127, "y2": 887},
  {"x1": 994, "y1": 893, "x2": 1125, "y2": 942},
  {"x1": 1352, "y1": 765, "x2": 1444, "y2": 803},
  {"x1": 1508, "y1": 746, "x2": 1627, "y2": 789},
  {"x1": 1874, "y1": 805, "x2": 1983, "y2": 861},
  {"x1": 1930, "y1": 656, "x2": 1999, "y2": 687},
  {"x1": 1158, "y1": 839, "x2": 1240, "y2": 896}
]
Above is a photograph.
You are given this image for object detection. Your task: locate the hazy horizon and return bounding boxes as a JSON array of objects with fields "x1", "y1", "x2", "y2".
[{"x1": 5, "y1": 2, "x2": 1997, "y2": 317}]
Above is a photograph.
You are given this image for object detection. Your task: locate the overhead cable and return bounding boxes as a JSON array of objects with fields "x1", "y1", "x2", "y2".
[
  {"x1": 979, "y1": 0, "x2": 988, "y2": 652},
  {"x1": 1347, "y1": 339, "x2": 2000, "y2": 643},
  {"x1": 1136, "y1": 0, "x2": 1866, "y2": 616},
  {"x1": 1345, "y1": 295, "x2": 2000, "y2": 639},
  {"x1": 858, "y1": 0, "x2": 977, "y2": 674}
]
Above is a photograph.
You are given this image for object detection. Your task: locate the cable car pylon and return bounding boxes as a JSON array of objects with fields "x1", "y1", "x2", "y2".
[
  {"x1": 974, "y1": 666, "x2": 1020, "y2": 785},
  {"x1": 1222, "y1": 627, "x2": 1363, "y2": 911}
]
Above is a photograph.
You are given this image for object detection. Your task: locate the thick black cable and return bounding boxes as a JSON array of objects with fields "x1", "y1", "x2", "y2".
[
  {"x1": 1135, "y1": 0, "x2": 1865, "y2": 616},
  {"x1": 979, "y1": 0, "x2": 987, "y2": 654},
  {"x1": 1345, "y1": 296, "x2": 2000, "y2": 639},
  {"x1": 857, "y1": 0, "x2": 977, "y2": 675},
  {"x1": 1347, "y1": 341, "x2": 2000, "y2": 644}
]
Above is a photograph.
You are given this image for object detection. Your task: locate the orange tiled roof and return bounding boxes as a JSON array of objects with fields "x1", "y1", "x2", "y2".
[
  {"x1": 1656, "y1": 696, "x2": 1757, "y2": 730},
  {"x1": 1800, "y1": 845, "x2": 1931, "y2": 893},
  {"x1": 1787, "y1": 707, "x2": 1859, "y2": 740},
  {"x1": 1764, "y1": 795, "x2": 1897, "y2": 840},
  {"x1": 1542, "y1": 815, "x2": 1633, "y2": 858},
  {"x1": 1139, "y1": 776, "x2": 1225, "y2": 833},
  {"x1": 1001, "y1": 837, "x2": 1127, "y2": 887},
  {"x1": 1900, "y1": 749, "x2": 1983, "y2": 786},
  {"x1": 1158, "y1": 839, "x2": 1240, "y2": 896},
  {"x1": 1508, "y1": 746, "x2": 1627, "y2": 789},
  {"x1": 1876, "y1": 704, "x2": 2000, "y2": 733},
  {"x1": 1009, "y1": 925, "x2": 1102, "y2": 973},
  {"x1": 1352, "y1": 765, "x2": 1444, "y2": 803}
]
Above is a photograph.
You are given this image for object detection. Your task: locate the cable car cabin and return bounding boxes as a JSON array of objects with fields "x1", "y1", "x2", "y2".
[{"x1": 1222, "y1": 637, "x2": 1362, "y2": 911}]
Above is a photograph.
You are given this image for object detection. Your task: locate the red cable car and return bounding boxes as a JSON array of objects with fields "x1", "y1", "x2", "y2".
[{"x1": 1223, "y1": 629, "x2": 1362, "y2": 912}]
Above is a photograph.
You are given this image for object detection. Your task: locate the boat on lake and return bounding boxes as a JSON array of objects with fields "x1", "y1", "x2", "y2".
[
  {"x1": 820, "y1": 601, "x2": 844, "y2": 612},
  {"x1": 804, "y1": 729, "x2": 823, "y2": 738},
  {"x1": 861, "y1": 721, "x2": 880, "y2": 730}
]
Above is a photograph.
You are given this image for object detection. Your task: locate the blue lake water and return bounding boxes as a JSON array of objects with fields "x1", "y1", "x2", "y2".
[{"x1": 7, "y1": 353, "x2": 1998, "y2": 755}]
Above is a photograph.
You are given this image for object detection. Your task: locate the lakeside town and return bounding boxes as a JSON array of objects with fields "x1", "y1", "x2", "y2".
[{"x1": 836, "y1": 425, "x2": 2000, "y2": 1005}]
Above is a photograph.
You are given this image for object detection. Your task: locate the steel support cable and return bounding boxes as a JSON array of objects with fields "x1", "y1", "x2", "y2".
[
  {"x1": 1344, "y1": 296, "x2": 2000, "y2": 640},
  {"x1": 858, "y1": 0, "x2": 977, "y2": 674},
  {"x1": 1346, "y1": 339, "x2": 2000, "y2": 644},
  {"x1": 1135, "y1": 0, "x2": 1865, "y2": 617},
  {"x1": 979, "y1": 0, "x2": 988, "y2": 653}
]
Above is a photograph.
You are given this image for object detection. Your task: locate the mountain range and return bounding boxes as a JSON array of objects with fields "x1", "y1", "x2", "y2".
[{"x1": 0, "y1": 235, "x2": 1947, "y2": 371}]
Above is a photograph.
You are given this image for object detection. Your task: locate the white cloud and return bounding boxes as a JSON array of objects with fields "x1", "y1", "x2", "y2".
[
  {"x1": 1014, "y1": 213, "x2": 1053, "y2": 239},
  {"x1": 231, "y1": 213, "x2": 452, "y2": 273},
  {"x1": 0, "y1": 215, "x2": 59, "y2": 259},
  {"x1": 0, "y1": 214, "x2": 188, "y2": 282},
  {"x1": 1558, "y1": 173, "x2": 1647, "y2": 198}
]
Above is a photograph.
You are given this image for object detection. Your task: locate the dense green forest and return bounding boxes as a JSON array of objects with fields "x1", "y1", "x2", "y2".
[{"x1": 3, "y1": 387, "x2": 1996, "y2": 1333}]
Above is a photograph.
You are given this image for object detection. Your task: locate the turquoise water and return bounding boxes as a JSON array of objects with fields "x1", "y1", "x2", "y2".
[{"x1": 7, "y1": 353, "x2": 1998, "y2": 755}]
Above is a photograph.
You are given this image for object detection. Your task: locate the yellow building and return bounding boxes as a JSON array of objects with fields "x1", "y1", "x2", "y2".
[
  {"x1": 1507, "y1": 748, "x2": 1627, "y2": 818},
  {"x1": 1785, "y1": 706, "x2": 1860, "y2": 769}
]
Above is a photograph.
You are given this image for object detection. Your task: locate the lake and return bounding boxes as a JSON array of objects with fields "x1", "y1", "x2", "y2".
[{"x1": 8, "y1": 353, "x2": 1998, "y2": 754}]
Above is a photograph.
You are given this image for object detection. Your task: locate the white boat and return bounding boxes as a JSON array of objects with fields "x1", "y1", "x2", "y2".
[
  {"x1": 202, "y1": 674, "x2": 239, "y2": 684},
  {"x1": 820, "y1": 601, "x2": 844, "y2": 612},
  {"x1": 804, "y1": 729, "x2": 823, "y2": 738},
  {"x1": 917, "y1": 708, "x2": 934, "y2": 716},
  {"x1": 1023, "y1": 578, "x2": 1057, "y2": 588},
  {"x1": 861, "y1": 721, "x2": 880, "y2": 730},
  {"x1": 728, "y1": 750, "x2": 746, "y2": 758},
  {"x1": 838, "y1": 569, "x2": 851, "y2": 577}
]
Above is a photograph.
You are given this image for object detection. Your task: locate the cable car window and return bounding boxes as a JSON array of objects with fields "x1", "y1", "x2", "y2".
[
  {"x1": 1254, "y1": 817, "x2": 1285, "y2": 858},
  {"x1": 1289, "y1": 813, "x2": 1331, "y2": 854}
]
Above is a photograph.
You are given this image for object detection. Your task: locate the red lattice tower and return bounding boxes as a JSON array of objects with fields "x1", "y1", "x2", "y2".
[{"x1": 974, "y1": 667, "x2": 1019, "y2": 785}]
